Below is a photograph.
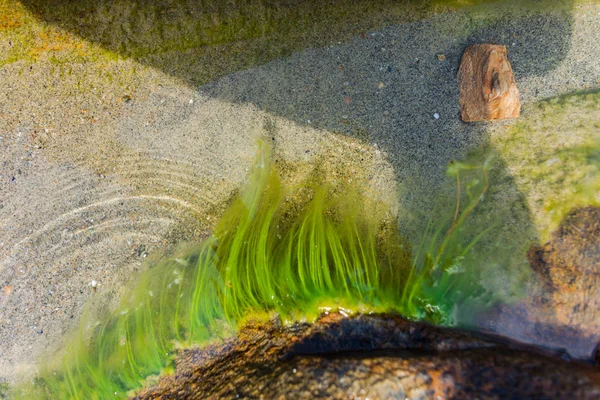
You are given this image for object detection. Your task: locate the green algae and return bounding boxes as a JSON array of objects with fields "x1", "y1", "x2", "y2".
[
  {"x1": 0, "y1": 383, "x2": 8, "y2": 400},
  {"x1": 491, "y1": 89, "x2": 600, "y2": 241},
  {"x1": 4, "y1": 0, "x2": 576, "y2": 83},
  {"x1": 13, "y1": 142, "x2": 529, "y2": 399}
]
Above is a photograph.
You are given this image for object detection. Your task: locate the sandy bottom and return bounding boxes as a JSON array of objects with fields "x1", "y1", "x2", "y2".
[{"x1": 1, "y1": 1, "x2": 600, "y2": 385}]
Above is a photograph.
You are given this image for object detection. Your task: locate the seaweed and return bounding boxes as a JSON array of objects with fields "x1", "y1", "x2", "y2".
[{"x1": 17, "y1": 143, "x2": 515, "y2": 399}]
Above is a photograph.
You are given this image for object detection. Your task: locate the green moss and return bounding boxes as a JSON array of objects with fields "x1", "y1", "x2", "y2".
[
  {"x1": 0, "y1": 382, "x2": 10, "y2": 400},
  {"x1": 3, "y1": 0, "x2": 577, "y2": 82},
  {"x1": 491, "y1": 89, "x2": 600, "y2": 241},
  {"x1": 14, "y1": 142, "x2": 524, "y2": 399}
]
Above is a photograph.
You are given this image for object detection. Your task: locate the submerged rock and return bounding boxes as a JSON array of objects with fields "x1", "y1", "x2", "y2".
[
  {"x1": 134, "y1": 313, "x2": 600, "y2": 399},
  {"x1": 527, "y1": 206, "x2": 600, "y2": 350},
  {"x1": 529, "y1": 206, "x2": 600, "y2": 296},
  {"x1": 478, "y1": 206, "x2": 600, "y2": 363},
  {"x1": 458, "y1": 44, "x2": 520, "y2": 122}
]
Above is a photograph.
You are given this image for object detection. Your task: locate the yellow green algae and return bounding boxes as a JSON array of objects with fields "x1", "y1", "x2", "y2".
[
  {"x1": 491, "y1": 89, "x2": 600, "y2": 242},
  {"x1": 2, "y1": 0, "x2": 578, "y2": 81},
  {"x1": 0, "y1": 0, "x2": 580, "y2": 397},
  {"x1": 0, "y1": 383, "x2": 8, "y2": 400},
  {"x1": 13, "y1": 143, "x2": 527, "y2": 399}
]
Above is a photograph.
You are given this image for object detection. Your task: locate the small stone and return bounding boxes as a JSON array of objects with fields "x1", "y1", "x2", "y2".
[
  {"x1": 458, "y1": 44, "x2": 520, "y2": 122},
  {"x1": 437, "y1": 54, "x2": 446, "y2": 61},
  {"x1": 433, "y1": 113, "x2": 440, "y2": 120},
  {"x1": 378, "y1": 82, "x2": 385, "y2": 89}
]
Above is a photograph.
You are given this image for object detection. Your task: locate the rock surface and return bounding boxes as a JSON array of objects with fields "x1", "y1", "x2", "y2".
[
  {"x1": 480, "y1": 206, "x2": 600, "y2": 361},
  {"x1": 528, "y1": 207, "x2": 600, "y2": 345},
  {"x1": 458, "y1": 44, "x2": 521, "y2": 122},
  {"x1": 134, "y1": 313, "x2": 600, "y2": 399}
]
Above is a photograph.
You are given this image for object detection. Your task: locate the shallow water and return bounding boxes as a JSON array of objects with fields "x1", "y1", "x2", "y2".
[{"x1": 1, "y1": 0, "x2": 600, "y2": 398}]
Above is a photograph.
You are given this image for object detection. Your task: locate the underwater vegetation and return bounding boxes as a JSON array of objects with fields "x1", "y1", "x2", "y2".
[
  {"x1": 491, "y1": 89, "x2": 600, "y2": 241},
  {"x1": 4, "y1": 0, "x2": 578, "y2": 78},
  {"x1": 18, "y1": 143, "x2": 520, "y2": 399}
]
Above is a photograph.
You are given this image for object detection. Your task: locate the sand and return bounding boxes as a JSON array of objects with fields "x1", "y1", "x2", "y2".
[{"x1": 1, "y1": 0, "x2": 599, "y2": 387}]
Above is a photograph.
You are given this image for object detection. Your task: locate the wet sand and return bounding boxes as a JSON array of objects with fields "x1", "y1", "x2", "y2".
[{"x1": 1, "y1": 0, "x2": 600, "y2": 387}]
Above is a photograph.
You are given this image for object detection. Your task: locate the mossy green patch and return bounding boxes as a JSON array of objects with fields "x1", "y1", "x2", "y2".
[
  {"x1": 15, "y1": 142, "x2": 525, "y2": 399},
  {"x1": 0, "y1": 0, "x2": 108, "y2": 66},
  {"x1": 5, "y1": 0, "x2": 577, "y2": 84},
  {"x1": 0, "y1": 382, "x2": 9, "y2": 400},
  {"x1": 491, "y1": 89, "x2": 600, "y2": 241}
]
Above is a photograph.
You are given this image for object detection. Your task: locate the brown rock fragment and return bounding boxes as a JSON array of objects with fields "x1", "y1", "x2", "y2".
[{"x1": 458, "y1": 44, "x2": 520, "y2": 122}]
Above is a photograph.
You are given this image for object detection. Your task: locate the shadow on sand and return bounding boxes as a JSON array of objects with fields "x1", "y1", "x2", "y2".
[{"x1": 18, "y1": 0, "x2": 594, "y2": 359}]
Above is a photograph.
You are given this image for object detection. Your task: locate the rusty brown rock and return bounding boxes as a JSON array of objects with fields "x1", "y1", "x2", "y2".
[
  {"x1": 134, "y1": 313, "x2": 600, "y2": 399},
  {"x1": 479, "y1": 207, "x2": 600, "y2": 362},
  {"x1": 458, "y1": 44, "x2": 520, "y2": 122},
  {"x1": 528, "y1": 206, "x2": 600, "y2": 341}
]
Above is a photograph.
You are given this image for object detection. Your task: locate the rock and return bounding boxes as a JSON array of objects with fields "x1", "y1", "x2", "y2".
[
  {"x1": 458, "y1": 44, "x2": 520, "y2": 122},
  {"x1": 478, "y1": 207, "x2": 600, "y2": 362},
  {"x1": 528, "y1": 207, "x2": 600, "y2": 335},
  {"x1": 134, "y1": 313, "x2": 600, "y2": 399}
]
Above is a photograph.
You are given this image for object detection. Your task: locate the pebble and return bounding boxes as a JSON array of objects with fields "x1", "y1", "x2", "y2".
[{"x1": 433, "y1": 113, "x2": 440, "y2": 120}]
